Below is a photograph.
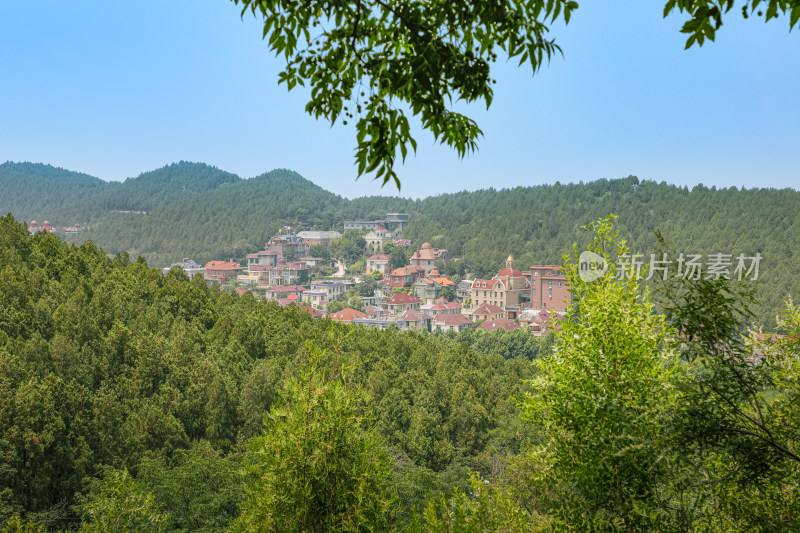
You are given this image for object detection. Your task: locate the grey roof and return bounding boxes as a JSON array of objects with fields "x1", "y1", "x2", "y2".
[
  {"x1": 296, "y1": 231, "x2": 342, "y2": 240},
  {"x1": 165, "y1": 258, "x2": 203, "y2": 270}
]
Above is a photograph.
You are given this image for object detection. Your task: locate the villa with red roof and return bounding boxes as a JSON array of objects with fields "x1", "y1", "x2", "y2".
[
  {"x1": 264, "y1": 285, "x2": 306, "y2": 299},
  {"x1": 364, "y1": 305, "x2": 386, "y2": 319},
  {"x1": 409, "y1": 242, "x2": 448, "y2": 274},
  {"x1": 366, "y1": 254, "x2": 390, "y2": 275},
  {"x1": 396, "y1": 309, "x2": 434, "y2": 331},
  {"x1": 299, "y1": 305, "x2": 325, "y2": 318},
  {"x1": 328, "y1": 308, "x2": 368, "y2": 322},
  {"x1": 433, "y1": 314, "x2": 473, "y2": 332},
  {"x1": 524, "y1": 308, "x2": 564, "y2": 336},
  {"x1": 388, "y1": 266, "x2": 425, "y2": 288},
  {"x1": 204, "y1": 260, "x2": 243, "y2": 282},
  {"x1": 466, "y1": 303, "x2": 504, "y2": 322},
  {"x1": 471, "y1": 255, "x2": 531, "y2": 310},
  {"x1": 426, "y1": 298, "x2": 462, "y2": 316},
  {"x1": 385, "y1": 292, "x2": 422, "y2": 315}
]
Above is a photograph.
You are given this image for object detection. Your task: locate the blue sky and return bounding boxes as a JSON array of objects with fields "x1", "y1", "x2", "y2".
[{"x1": 1, "y1": 1, "x2": 797, "y2": 199}]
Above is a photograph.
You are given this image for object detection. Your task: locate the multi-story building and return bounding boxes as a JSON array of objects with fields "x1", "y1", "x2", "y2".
[
  {"x1": 204, "y1": 260, "x2": 243, "y2": 282},
  {"x1": 364, "y1": 225, "x2": 396, "y2": 252},
  {"x1": 456, "y1": 280, "x2": 474, "y2": 303},
  {"x1": 412, "y1": 271, "x2": 455, "y2": 304},
  {"x1": 246, "y1": 250, "x2": 280, "y2": 268},
  {"x1": 409, "y1": 242, "x2": 448, "y2": 274},
  {"x1": 530, "y1": 265, "x2": 570, "y2": 311},
  {"x1": 425, "y1": 298, "x2": 462, "y2": 316},
  {"x1": 265, "y1": 233, "x2": 309, "y2": 258},
  {"x1": 432, "y1": 314, "x2": 473, "y2": 332},
  {"x1": 465, "y1": 303, "x2": 504, "y2": 322},
  {"x1": 385, "y1": 292, "x2": 423, "y2": 315},
  {"x1": 271, "y1": 260, "x2": 310, "y2": 285},
  {"x1": 301, "y1": 281, "x2": 351, "y2": 308},
  {"x1": 366, "y1": 254, "x2": 390, "y2": 275},
  {"x1": 343, "y1": 213, "x2": 409, "y2": 232},
  {"x1": 388, "y1": 266, "x2": 425, "y2": 288},
  {"x1": 471, "y1": 256, "x2": 531, "y2": 310},
  {"x1": 396, "y1": 309, "x2": 433, "y2": 331}
]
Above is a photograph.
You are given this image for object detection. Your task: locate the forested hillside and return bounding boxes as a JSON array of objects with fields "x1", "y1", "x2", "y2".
[
  {"x1": 0, "y1": 162, "x2": 108, "y2": 223},
  {"x1": 2, "y1": 162, "x2": 798, "y2": 326},
  {"x1": 3, "y1": 213, "x2": 799, "y2": 531},
  {"x1": 0, "y1": 214, "x2": 532, "y2": 529}
]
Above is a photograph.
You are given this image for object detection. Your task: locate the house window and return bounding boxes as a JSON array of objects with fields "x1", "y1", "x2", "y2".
[
  {"x1": 548, "y1": 280, "x2": 553, "y2": 288},
  {"x1": 531, "y1": 280, "x2": 536, "y2": 286},
  {"x1": 558, "y1": 281, "x2": 563, "y2": 287},
  {"x1": 532, "y1": 288, "x2": 536, "y2": 295}
]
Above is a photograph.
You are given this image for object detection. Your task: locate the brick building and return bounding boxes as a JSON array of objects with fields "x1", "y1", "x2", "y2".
[{"x1": 530, "y1": 265, "x2": 570, "y2": 311}]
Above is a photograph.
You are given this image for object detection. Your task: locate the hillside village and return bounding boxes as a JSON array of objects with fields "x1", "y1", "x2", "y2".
[{"x1": 164, "y1": 213, "x2": 571, "y2": 335}]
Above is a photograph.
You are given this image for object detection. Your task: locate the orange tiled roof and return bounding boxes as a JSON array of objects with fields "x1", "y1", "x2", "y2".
[
  {"x1": 473, "y1": 303, "x2": 503, "y2": 315},
  {"x1": 435, "y1": 314, "x2": 473, "y2": 326},
  {"x1": 386, "y1": 292, "x2": 423, "y2": 305},
  {"x1": 496, "y1": 268, "x2": 524, "y2": 278},
  {"x1": 205, "y1": 260, "x2": 242, "y2": 271},
  {"x1": 328, "y1": 308, "x2": 368, "y2": 322}
]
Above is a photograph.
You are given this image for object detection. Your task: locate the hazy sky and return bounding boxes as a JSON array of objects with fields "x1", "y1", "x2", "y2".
[{"x1": 1, "y1": 1, "x2": 797, "y2": 198}]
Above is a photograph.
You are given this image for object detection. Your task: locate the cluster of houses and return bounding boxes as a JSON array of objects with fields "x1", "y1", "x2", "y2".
[
  {"x1": 171, "y1": 231, "x2": 339, "y2": 287},
  {"x1": 27, "y1": 220, "x2": 87, "y2": 235},
  {"x1": 163, "y1": 215, "x2": 571, "y2": 335},
  {"x1": 358, "y1": 250, "x2": 568, "y2": 335}
]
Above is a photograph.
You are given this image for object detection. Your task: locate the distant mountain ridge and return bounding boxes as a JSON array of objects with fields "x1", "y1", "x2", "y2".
[{"x1": 2, "y1": 161, "x2": 798, "y2": 327}]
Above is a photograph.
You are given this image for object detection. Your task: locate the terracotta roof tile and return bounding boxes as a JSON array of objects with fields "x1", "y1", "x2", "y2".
[
  {"x1": 386, "y1": 293, "x2": 423, "y2": 305},
  {"x1": 328, "y1": 308, "x2": 368, "y2": 322},
  {"x1": 434, "y1": 314, "x2": 473, "y2": 326}
]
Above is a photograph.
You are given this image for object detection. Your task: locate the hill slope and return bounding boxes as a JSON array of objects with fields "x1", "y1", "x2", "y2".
[
  {"x1": 2, "y1": 162, "x2": 797, "y2": 326},
  {"x1": 0, "y1": 162, "x2": 107, "y2": 222}
]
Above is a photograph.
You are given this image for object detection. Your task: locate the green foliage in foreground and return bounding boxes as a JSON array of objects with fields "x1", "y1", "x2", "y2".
[
  {"x1": 236, "y1": 341, "x2": 392, "y2": 532},
  {"x1": 0, "y1": 214, "x2": 533, "y2": 530},
  {"x1": 525, "y1": 217, "x2": 682, "y2": 529},
  {"x1": 516, "y1": 216, "x2": 800, "y2": 531},
  {"x1": 3, "y1": 212, "x2": 800, "y2": 531}
]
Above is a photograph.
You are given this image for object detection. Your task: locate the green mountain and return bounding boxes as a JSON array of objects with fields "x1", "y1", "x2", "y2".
[
  {"x1": 0, "y1": 161, "x2": 107, "y2": 222},
  {"x1": 2, "y1": 162, "x2": 797, "y2": 327},
  {"x1": 89, "y1": 161, "x2": 242, "y2": 212}
]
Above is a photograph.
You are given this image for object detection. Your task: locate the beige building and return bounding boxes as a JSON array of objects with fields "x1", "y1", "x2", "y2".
[
  {"x1": 364, "y1": 224, "x2": 396, "y2": 252},
  {"x1": 471, "y1": 255, "x2": 531, "y2": 309},
  {"x1": 409, "y1": 242, "x2": 448, "y2": 274}
]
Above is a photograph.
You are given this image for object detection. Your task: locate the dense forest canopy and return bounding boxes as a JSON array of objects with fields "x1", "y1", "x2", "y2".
[
  {"x1": 1, "y1": 161, "x2": 798, "y2": 326},
  {"x1": 2, "y1": 213, "x2": 798, "y2": 531},
  {"x1": 0, "y1": 214, "x2": 533, "y2": 529}
]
